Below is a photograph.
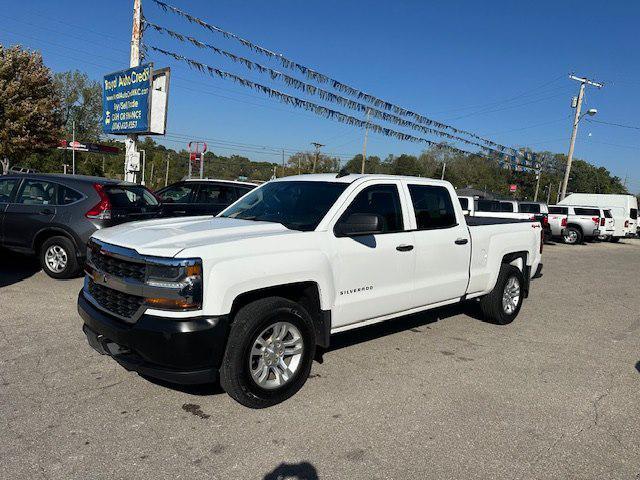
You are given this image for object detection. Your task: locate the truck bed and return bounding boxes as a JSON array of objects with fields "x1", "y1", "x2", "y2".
[{"x1": 466, "y1": 216, "x2": 535, "y2": 226}]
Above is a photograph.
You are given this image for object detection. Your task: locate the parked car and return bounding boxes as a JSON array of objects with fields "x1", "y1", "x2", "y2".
[
  {"x1": 0, "y1": 173, "x2": 161, "y2": 278},
  {"x1": 79, "y1": 173, "x2": 543, "y2": 408},
  {"x1": 156, "y1": 179, "x2": 257, "y2": 217},
  {"x1": 458, "y1": 197, "x2": 551, "y2": 240},
  {"x1": 518, "y1": 201, "x2": 551, "y2": 241},
  {"x1": 559, "y1": 193, "x2": 638, "y2": 242},
  {"x1": 548, "y1": 204, "x2": 601, "y2": 244},
  {"x1": 548, "y1": 205, "x2": 568, "y2": 238},
  {"x1": 598, "y1": 208, "x2": 616, "y2": 241}
]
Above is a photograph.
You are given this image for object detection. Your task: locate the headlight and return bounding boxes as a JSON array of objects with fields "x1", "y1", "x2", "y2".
[{"x1": 144, "y1": 259, "x2": 203, "y2": 311}]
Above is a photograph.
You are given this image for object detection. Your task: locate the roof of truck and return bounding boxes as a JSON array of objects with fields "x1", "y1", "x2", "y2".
[{"x1": 271, "y1": 173, "x2": 452, "y2": 186}]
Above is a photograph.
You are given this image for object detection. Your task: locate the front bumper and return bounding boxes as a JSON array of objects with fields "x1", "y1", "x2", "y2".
[{"x1": 78, "y1": 291, "x2": 229, "y2": 385}]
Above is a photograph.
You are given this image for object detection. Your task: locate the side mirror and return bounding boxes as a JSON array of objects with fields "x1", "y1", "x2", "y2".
[{"x1": 335, "y1": 213, "x2": 383, "y2": 237}]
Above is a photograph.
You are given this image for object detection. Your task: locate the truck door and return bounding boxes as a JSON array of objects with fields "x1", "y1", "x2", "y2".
[
  {"x1": 331, "y1": 181, "x2": 415, "y2": 328},
  {"x1": 405, "y1": 183, "x2": 471, "y2": 307}
]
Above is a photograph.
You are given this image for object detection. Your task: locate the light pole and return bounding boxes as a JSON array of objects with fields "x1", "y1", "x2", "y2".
[
  {"x1": 139, "y1": 149, "x2": 146, "y2": 185},
  {"x1": 560, "y1": 74, "x2": 603, "y2": 200}
]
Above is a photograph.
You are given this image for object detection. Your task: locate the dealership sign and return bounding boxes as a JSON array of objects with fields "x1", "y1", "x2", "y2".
[{"x1": 102, "y1": 64, "x2": 153, "y2": 134}]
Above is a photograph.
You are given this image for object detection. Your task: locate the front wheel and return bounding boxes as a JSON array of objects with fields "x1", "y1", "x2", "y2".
[
  {"x1": 220, "y1": 297, "x2": 316, "y2": 408},
  {"x1": 40, "y1": 236, "x2": 80, "y2": 279},
  {"x1": 480, "y1": 264, "x2": 525, "y2": 325}
]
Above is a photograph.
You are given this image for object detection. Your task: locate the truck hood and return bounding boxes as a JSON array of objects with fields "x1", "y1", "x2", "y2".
[{"x1": 92, "y1": 216, "x2": 293, "y2": 257}]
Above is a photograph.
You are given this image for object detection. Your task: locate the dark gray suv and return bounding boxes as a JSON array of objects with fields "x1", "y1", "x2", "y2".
[{"x1": 0, "y1": 174, "x2": 161, "y2": 279}]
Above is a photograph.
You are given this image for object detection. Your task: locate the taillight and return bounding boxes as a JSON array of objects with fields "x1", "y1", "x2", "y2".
[
  {"x1": 85, "y1": 183, "x2": 112, "y2": 220},
  {"x1": 592, "y1": 217, "x2": 599, "y2": 224},
  {"x1": 543, "y1": 215, "x2": 549, "y2": 226},
  {"x1": 625, "y1": 220, "x2": 629, "y2": 228},
  {"x1": 561, "y1": 217, "x2": 567, "y2": 227},
  {"x1": 600, "y1": 217, "x2": 605, "y2": 226}
]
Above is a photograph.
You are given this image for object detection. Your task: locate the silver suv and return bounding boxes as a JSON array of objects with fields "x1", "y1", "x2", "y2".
[{"x1": 548, "y1": 205, "x2": 601, "y2": 244}]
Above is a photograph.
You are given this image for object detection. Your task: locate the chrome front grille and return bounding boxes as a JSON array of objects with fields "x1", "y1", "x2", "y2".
[
  {"x1": 87, "y1": 279, "x2": 144, "y2": 320},
  {"x1": 90, "y1": 248, "x2": 146, "y2": 281}
]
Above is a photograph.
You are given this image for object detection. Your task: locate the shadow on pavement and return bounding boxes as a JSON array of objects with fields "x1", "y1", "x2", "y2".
[
  {"x1": 635, "y1": 361, "x2": 640, "y2": 374},
  {"x1": 0, "y1": 248, "x2": 40, "y2": 288},
  {"x1": 263, "y1": 462, "x2": 319, "y2": 480}
]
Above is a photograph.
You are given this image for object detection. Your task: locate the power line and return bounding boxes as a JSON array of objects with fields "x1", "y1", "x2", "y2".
[
  {"x1": 148, "y1": 0, "x2": 526, "y2": 157},
  {"x1": 585, "y1": 119, "x2": 640, "y2": 131}
]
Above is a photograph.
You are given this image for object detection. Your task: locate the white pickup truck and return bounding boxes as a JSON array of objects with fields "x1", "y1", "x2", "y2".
[{"x1": 78, "y1": 174, "x2": 543, "y2": 408}]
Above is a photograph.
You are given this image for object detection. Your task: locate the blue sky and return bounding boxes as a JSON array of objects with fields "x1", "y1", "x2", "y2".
[{"x1": 1, "y1": 0, "x2": 638, "y2": 191}]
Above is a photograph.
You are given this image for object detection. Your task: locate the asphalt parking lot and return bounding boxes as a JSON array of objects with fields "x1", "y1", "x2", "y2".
[{"x1": 1, "y1": 239, "x2": 639, "y2": 480}]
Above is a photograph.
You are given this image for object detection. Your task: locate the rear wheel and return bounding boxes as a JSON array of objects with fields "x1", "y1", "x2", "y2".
[
  {"x1": 40, "y1": 236, "x2": 80, "y2": 279},
  {"x1": 480, "y1": 264, "x2": 525, "y2": 325},
  {"x1": 220, "y1": 297, "x2": 316, "y2": 408},
  {"x1": 563, "y1": 226, "x2": 582, "y2": 245}
]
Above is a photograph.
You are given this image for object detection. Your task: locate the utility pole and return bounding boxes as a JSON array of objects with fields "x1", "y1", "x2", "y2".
[
  {"x1": 165, "y1": 153, "x2": 170, "y2": 186},
  {"x1": 534, "y1": 164, "x2": 542, "y2": 201},
  {"x1": 124, "y1": 0, "x2": 142, "y2": 183},
  {"x1": 200, "y1": 151, "x2": 205, "y2": 179},
  {"x1": 149, "y1": 159, "x2": 155, "y2": 187},
  {"x1": 560, "y1": 74, "x2": 604, "y2": 200},
  {"x1": 546, "y1": 182, "x2": 552, "y2": 204},
  {"x1": 311, "y1": 142, "x2": 324, "y2": 173},
  {"x1": 361, "y1": 108, "x2": 370, "y2": 174},
  {"x1": 72, "y1": 120, "x2": 76, "y2": 175},
  {"x1": 440, "y1": 162, "x2": 446, "y2": 180},
  {"x1": 282, "y1": 149, "x2": 285, "y2": 177}
]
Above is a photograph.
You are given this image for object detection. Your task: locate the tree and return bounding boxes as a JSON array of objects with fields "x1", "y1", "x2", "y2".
[
  {"x1": 54, "y1": 70, "x2": 103, "y2": 141},
  {"x1": 0, "y1": 45, "x2": 62, "y2": 172}
]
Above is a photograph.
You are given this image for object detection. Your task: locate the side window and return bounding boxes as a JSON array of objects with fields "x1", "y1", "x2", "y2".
[
  {"x1": 59, "y1": 186, "x2": 83, "y2": 205},
  {"x1": 158, "y1": 184, "x2": 194, "y2": 203},
  {"x1": 339, "y1": 184, "x2": 404, "y2": 233},
  {"x1": 16, "y1": 180, "x2": 58, "y2": 205},
  {"x1": 235, "y1": 186, "x2": 253, "y2": 199},
  {"x1": 549, "y1": 206, "x2": 567, "y2": 215},
  {"x1": 0, "y1": 179, "x2": 18, "y2": 203},
  {"x1": 196, "y1": 184, "x2": 236, "y2": 204},
  {"x1": 458, "y1": 197, "x2": 468, "y2": 210},
  {"x1": 500, "y1": 202, "x2": 514, "y2": 212},
  {"x1": 630, "y1": 208, "x2": 638, "y2": 220},
  {"x1": 574, "y1": 208, "x2": 599, "y2": 216},
  {"x1": 409, "y1": 185, "x2": 457, "y2": 229},
  {"x1": 477, "y1": 200, "x2": 499, "y2": 212},
  {"x1": 603, "y1": 210, "x2": 612, "y2": 218},
  {"x1": 519, "y1": 203, "x2": 540, "y2": 214}
]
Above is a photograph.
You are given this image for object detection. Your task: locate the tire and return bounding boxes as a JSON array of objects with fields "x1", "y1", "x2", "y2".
[
  {"x1": 609, "y1": 237, "x2": 621, "y2": 243},
  {"x1": 39, "y1": 236, "x2": 80, "y2": 279},
  {"x1": 480, "y1": 264, "x2": 525, "y2": 325},
  {"x1": 562, "y1": 226, "x2": 582, "y2": 245},
  {"x1": 220, "y1": 296, "x2": 316, "y2": 408}
]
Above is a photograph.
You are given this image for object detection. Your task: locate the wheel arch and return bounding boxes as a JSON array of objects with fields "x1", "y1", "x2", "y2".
[
  {"x1": 32, "y1": 227, "x2": 81, "y2": 256},
  {"x1": 229, "y1": 281, "x2": 331, "y2": 348},
  {"x1": 501, "y1": 251, "x2": 530, "y2": 298}
]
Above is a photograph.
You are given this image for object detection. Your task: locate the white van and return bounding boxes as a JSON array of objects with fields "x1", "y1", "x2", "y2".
[{"x1": 559, "y1": 194, "x2": 638, "y2": 241}]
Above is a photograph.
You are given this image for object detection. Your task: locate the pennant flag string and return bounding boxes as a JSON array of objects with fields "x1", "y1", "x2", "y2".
[
  {"x1": 144, "y1": 20, "x2": 502, "y2": 154},
  {"x1": 147, "y1": 45, "x2": 482, "y2": 157},
  {"x1": 149, "y1": 0, "x2": 526, "y2": 158}
]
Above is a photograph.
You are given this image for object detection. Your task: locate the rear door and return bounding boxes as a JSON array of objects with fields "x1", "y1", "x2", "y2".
[
  {"x1": 103, "y1": 185, "x2": 161, "y2": 225},
  {"x1": 0, "y1": 178, "x2": 21, "y2": 245},
  {"x1": 191, "y1": 183, "x2": 238, "y2": 216},
  {"x1": 548, "y1": 206, "x2": 568, "y2": 236},
  {"x1": 407, "y1": 183, "x2": 471, "y2": 307},
  {"x1": 3, "y1": 179, "x2": 58, "y2": 249},
  {"x1": 156, "y1": 182, "x2": 197, "y2": 217}
]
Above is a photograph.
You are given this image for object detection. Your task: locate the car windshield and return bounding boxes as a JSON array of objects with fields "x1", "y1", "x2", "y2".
[{"x1": 219, "y1": 180, "x2": 348, "y2": 231}]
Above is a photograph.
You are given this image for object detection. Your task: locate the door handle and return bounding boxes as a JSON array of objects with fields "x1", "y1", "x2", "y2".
[
  {"x1": 455, "y1": 238, "x2": 469, "y2": 245},
  {"x1": 396, "y1": 244, "x2": 414, "y2": 252}
]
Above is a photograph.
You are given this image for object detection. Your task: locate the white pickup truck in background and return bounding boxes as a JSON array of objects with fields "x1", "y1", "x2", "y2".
[{"x1": 78, "y1": 174, "x2": 543, "y2": 408}]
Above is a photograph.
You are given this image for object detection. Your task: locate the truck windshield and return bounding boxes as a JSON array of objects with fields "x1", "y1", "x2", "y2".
[{"x1": 219, "y1": 181, "x2": 348, "y2": 231}]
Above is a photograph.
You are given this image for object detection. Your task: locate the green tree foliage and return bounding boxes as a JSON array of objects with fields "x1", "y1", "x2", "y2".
[
  {"x1": 0, "y1": 45, "x2": 62, "y2": 173},
  {"x1": 54, "y1": 70, "x2": 102, "y2": 142}
]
